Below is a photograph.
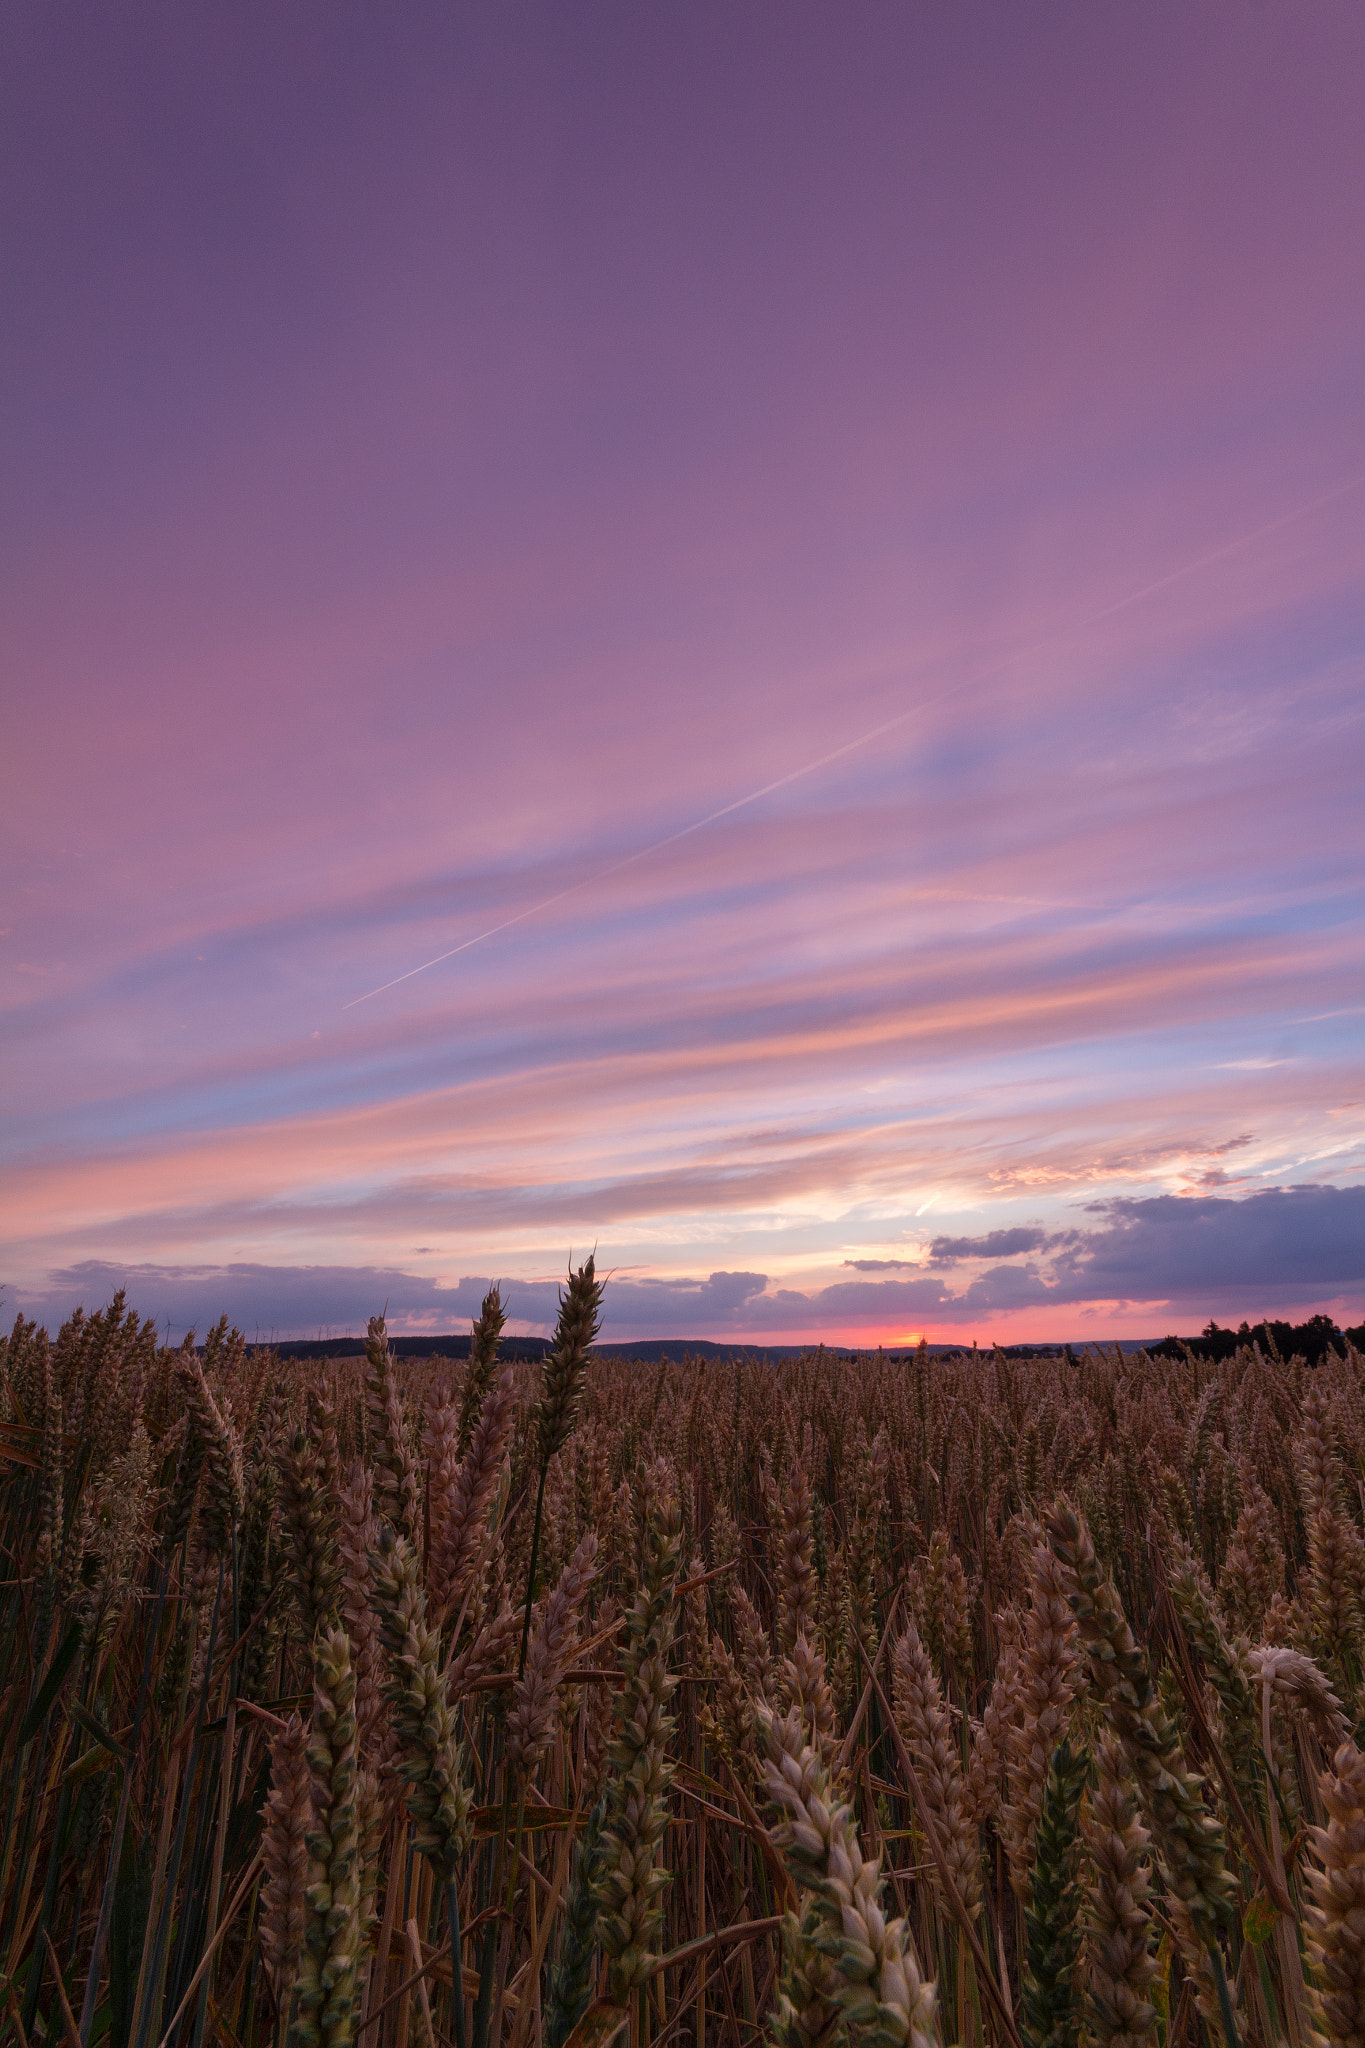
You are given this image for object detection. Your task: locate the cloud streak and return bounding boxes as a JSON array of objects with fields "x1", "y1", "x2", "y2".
[
  {"x1": 343, "y1": 465, "x2": 1365, "y2": 1012},
  {"x1": 14, "y1": 1186, "x2": 1363, "y2": 1342}
]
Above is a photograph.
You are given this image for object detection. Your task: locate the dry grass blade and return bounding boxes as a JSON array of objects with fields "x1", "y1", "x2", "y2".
[
  {"x1": 836, "y1": 1582, "x2": 903, "y2": 1777},
  {"x1": 152, "y1": 1853, "x2": 263, "y2": 2048},
  {"x1": 42, "y1": 1934, "x2": 83, "y2": 2048},
  {"x1": 647, "y1": 1916, "x2": 783, "y2": 1978}
]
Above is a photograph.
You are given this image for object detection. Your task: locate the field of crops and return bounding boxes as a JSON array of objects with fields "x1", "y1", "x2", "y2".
[{"x1": 3, "y1": 1263, "x2": 1364, "y2": 2048}]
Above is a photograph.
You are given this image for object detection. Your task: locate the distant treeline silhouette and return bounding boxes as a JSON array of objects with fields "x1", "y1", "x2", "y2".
[{"x1": 1150, "y1": 1309, "x2": 1365, "y2": 1363}]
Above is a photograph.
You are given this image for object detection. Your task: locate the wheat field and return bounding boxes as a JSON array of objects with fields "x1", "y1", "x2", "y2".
[{"x1": 2, "y1": 1264, "x2": 1363, "y2": 2048}]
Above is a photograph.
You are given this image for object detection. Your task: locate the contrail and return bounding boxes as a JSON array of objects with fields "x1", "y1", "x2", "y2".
[
  {"x1": 1087, "y1": 469, "x2": 1365, "y2": 624},
  {"x1": 344, "y1": 467, "x2": 1365, "y2": 1010},
  {"x1": 343, "y1": 708, "x2": 918, "y2": 1007}
]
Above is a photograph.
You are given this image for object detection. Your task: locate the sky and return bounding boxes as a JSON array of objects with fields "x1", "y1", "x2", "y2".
[{"x1": 4, "y1": 2, "x2": 1364, "y2": 1348}]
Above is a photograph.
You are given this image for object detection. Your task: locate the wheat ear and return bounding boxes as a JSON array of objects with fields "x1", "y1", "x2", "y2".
[
  {"x1": 260, "y1": 1711, "x2": 311, "y2": 2008},
  {"x1": 1020, "y1": 1738, "x2": 1087, "y2": 2048},
  {"x1": 507, "y1": 1530, "x2": 598, "y2": 1778},
  {"x1": 1082, "y1": 1734, "x2": 1157, "y2": 2048},
  {"x1": 1046, "y1": 1504, "x2": 1239, "y2": 2048},
  {"x1": 1305, "y1": 1738, "x2": 1365, "y2": 2048},
  {"x1": 1045, "y1": 1505, "x2": 1235, "y2": 1939},
  {"x1": 289, "y1": 1628, "x2": 365, "y2": 2048},
  {"x1": 594, "y1": 1481, "x2": 682, "y2": 2002},
  {"x1": 891, "y1": 1622, "x2": 982, "y2": 1922},
  {"x1": 457, "y1": 1284, "x2": 507, "y2": 1455},
  {"x1": 760, "y1": 1701, "x2": 940, "y2": 2048}
]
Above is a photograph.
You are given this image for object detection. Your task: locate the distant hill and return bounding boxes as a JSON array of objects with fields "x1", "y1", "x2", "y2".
[
  {"x1": 272, "y1": 1333, "x2": 553, "y2": 1362},
  {"x1": 594, "y1": 1338, "x2": 876, "y2": 1361},
  {"x1": 247, "y1": 1324, "x2": 1362, "y2": 1367},
  {"x1": 269, "y1": 1333, "x2": 1082, "y2": 1364}
]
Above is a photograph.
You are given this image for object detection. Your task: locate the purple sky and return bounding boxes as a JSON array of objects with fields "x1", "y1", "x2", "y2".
[{"x1": 5, "y1": 3, "x2": 1364, "y2": 1344}]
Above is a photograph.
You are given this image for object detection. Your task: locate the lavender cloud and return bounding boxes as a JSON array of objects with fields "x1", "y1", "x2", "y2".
[
  {"x1": 1057, "y1": 1185, "x2": 1365, "y2": 1300},
  {"x1": 926, "y1": 1227, "x2": 1062, "y2": 1266},
  {"x1": 12, "y1": 1186, "x2": 1362, "y2": 1340}
]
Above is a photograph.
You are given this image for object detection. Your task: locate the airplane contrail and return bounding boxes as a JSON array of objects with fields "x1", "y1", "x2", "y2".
[
  {"x1": 1088, "y1": 469, "x2": 1365, "y2": 624},
  {"x1": 343, "y1": 708, "x2": 918, "y2": 1007},
  {"x1": 344, "y1": 466, "x2": 1365, "y2": 1010}
]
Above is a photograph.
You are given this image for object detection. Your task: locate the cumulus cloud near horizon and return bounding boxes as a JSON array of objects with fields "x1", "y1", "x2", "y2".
[{"x1": 6, "y1": 1184, "x2": 1363, "y2": 1341}]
